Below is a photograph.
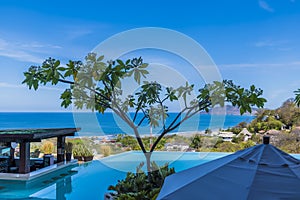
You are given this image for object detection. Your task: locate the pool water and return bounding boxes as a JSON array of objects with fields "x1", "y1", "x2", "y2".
[
  {"x1": 0, "y1": 151, "x2": 299, "y2": 199},
  {"x1": 100, "y1": 151, "x2": 230, "y2": 172}
]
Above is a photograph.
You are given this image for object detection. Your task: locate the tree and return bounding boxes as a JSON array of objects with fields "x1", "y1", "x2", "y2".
[
  {"x1": 116, "y1": 135, "x2": 140, "y2": 150},
  {"x1": 295, "y1": 89, "x2": 300, "y2": 107},
  {"x1": 190, "y1": 134, "x2": 202, "y2": 149},
  {"x1": 276, "y1": 99, "x2": 300, "y2": 127},
  {"x1": 231, "y1": 134, "x2": 244, "y2": 143},
  {"x1": 249, "y1": 109, "x2": 283, "y2": 132},
  {"x1": 22, "y1": 53, "x2": 266, "y2": 171}
]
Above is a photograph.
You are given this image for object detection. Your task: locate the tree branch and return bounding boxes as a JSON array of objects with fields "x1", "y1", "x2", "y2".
[
  {"x1": 166, "y1": 108, "x2": 187, "y2": 130},
  {"x1": 137, "y1": 115, "x2": 147, "y2": 127},
  {"x1": 58, "y1": 78, "x2": 111, "y2": 102},
  {"x1": 111, "y1": 100, "x2": 147, "y2": 153},
  {"x1": 150, "y1": 99, "x2": 212, "y2": 152},
  {"x1": 133, "y1": 95, "x2": 145, "y2": 123},
  {"x1": 157, "y1": 95, "x2": 167, "y2": 131}
]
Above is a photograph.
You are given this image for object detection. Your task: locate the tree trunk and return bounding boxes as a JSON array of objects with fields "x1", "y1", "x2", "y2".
[{"x1": 145, "y1": 152, "x2": 152, "y2": 172}]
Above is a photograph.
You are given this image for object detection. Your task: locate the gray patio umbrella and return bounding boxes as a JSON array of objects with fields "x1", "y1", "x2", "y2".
[{"x1": 157, "y1": 137, "x2": 300, "y2": 200}]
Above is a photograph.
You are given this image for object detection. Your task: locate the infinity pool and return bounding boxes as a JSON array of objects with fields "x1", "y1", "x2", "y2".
[{"x1": 0, "y1": 151, "x2": 298, "y2": 199}]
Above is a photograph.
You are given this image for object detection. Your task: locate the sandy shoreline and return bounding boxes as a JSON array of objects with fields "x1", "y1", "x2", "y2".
[{"x1": 76, "y1": 130, "x2": 221, "y2": 139}]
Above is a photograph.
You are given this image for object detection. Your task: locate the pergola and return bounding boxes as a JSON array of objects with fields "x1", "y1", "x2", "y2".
[{"x1": 0, "y1": 128, "x2": 79, "y2": 174}]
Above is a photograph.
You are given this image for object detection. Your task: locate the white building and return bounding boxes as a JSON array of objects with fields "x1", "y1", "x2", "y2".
[
  {"x1": 218, "y1": 131, "x2": 235, "y2": 142},
  {"x1": 238, "y1": 128, "x2": 253, "y2": 141},
  {"x1": 165, "y1": 143, "x2": 190, "y2": 151}
]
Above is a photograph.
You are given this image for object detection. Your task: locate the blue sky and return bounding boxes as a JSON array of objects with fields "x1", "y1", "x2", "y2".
[{"x1": 0, "y1": 0, "x2": 300, "y2": 111}]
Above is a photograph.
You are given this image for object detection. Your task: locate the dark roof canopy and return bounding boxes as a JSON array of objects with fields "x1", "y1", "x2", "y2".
[{"x1": 0, "y1": 128, "x2": 79, "y2": 143}]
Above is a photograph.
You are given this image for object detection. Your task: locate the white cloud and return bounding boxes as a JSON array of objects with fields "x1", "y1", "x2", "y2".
[
  {"x1": 254, "y1": 40, "x2": 288, "y2": 47},
  {"x1": 253, "y1": 39, "x2": 291, "y2": 51},
  {"x1": 0, "y1": 82, "x2": 62, "y2": 91},
  {"x1": 258, "y1": 0, "x2": 274, "y2": 12},
  {"x1": 0, "y1": 38, "x2": 62, "y2": 63},
  {"x1": 0, "y1": 49, "x2": 43, "y2": 63},
  {"x1": 20, "y1": 42, "x2": 62, "y2": 50}
]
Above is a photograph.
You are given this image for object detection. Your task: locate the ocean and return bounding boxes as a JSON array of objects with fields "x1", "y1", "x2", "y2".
[{"x1": 0, "y1": 112, "x2": 254, "y2": 136}]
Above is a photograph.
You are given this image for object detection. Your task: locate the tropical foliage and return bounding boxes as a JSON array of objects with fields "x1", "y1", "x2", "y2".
[
  {"x1": 190, "y1": 134, "x2": 256, "y2": 152},
  {"x1": 108, "y1": 162, "x2": 175, "y2": 200},
  {"x1": 23, "y1": 53, "x2": 266, "y2": 171},
  {"x1": 274, "y1": 132, "x2": 300, "y2": 153},
  {"x1": 294, "y1": 89, "x2": 300, "y2": 106},
  {"x1": 72, "y1": 144, "x2": 93, "y2": 157},
  {"x1": 116, "y1": 134, "x2": 166, "y2": 151},
  {"x1": 249, "y1": 99, "x2": 300, "y2": 132},
  {"x1": 41, "y1": 141, "x2": 54, "y2": 154},
  {"x1": 276, "y1": 99, "x2": 300, "y2": 127}
]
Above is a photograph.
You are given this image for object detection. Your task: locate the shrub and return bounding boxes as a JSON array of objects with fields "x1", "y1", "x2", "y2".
[
  {"x1": 41, "y1": 141, "x2": 54, "y2": 155},
  {"x1": 82, "y1": 146, "x2": 93, "y2": 157},
  {"x1": 100, "y1": 145, "x2": 111, "y2": 157},
  {"x1": 212, "y1": 141, "x2": 241, "y2": 152},
  {"x1": 232, "y1": 134, "x2": 244, "y2": 143},
  {"x1": 108, "y1": 162, "x2": 175, "y2": 200},
  {"x1": 190, "y1": 134, "x2": 202, "y2": 149},
  {"x1": 72, "y1": 144, "x2": 84, "y2": 157},
  {"x1": 240, "y1": 140, "x2": 255, "y2": 149}
]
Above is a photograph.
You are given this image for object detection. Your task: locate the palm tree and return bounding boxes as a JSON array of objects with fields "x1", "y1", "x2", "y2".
[{"x1": 294, "y1": 89, "x2": 300, "y2": 106}]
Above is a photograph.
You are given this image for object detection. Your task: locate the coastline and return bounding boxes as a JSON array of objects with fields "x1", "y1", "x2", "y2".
[{"x1": 0, "y1": 112, "x2": 254, "y2": 135}]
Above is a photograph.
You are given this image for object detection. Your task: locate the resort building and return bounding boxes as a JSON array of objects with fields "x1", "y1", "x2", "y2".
[
  {"x1": 238, "y1": 128, "x2": 253, "y2": 141},
  {"x1": 218, "y1": 131, "x2": 235, "y2": 142},
  {"x1": 0, "y1": 128, "x2": 78, "y2": 180},
  {"x1": 165, "y1": 142, "x2": 190, "y2": 151}
]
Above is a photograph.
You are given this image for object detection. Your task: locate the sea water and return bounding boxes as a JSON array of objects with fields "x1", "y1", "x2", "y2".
[{"x1": 0, "y1": 112, "x2": 254, "y2": 136}]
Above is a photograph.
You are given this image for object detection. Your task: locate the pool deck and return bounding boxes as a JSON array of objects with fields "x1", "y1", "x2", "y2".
[{"x1": 0, "y1": 160, "x2": 78, "y2": 181}]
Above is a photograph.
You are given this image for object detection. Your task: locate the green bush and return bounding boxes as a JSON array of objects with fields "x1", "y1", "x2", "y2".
[
  {"x1": 100, "y1": 145, "x2": 111, "y2": 157},
  {"x1": 82, "y1": 146, "x2": 93, "y2": 157},
  {"x1": 41, "y1": 141, "x2": 54, "y2": 154},
  {"x1": 108, "y1": 162, "x2": 175, "y2": 200},
  {"x1": 232, "y1": 134, "x2": 244, "y2": 143},
  {"x1": 73, "y1": 144, "x2": 93, "y2": 157},
  {"x1": 212, "y1": 141, "x2": 241, "y2": 152},
  {"x1": 190, "y1": 134, "x2": 202, "y2": 149},
  {"x1": 72, "y1": 144, "x2": 84, "y2": 157}
]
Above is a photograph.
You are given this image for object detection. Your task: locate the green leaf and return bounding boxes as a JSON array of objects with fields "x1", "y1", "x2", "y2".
[
  {"x1": 139, "y1": 69, "x2": 149, "y2": 78},
  {"x1": 139, "y1": 63, "x2": 148, "y2": 69},
  {"x1": 64, "y1": 70, "x2": 73, "y2": 77},
  {"x1": 57, "y1": 67, "x2": 66, "y2": 71},
  {"x1": 33, "y1": 81, "x2": 38, "y2": 90},
  {"x1": 54, "y1": 60, "x2": 60, "y2": 68},
  {"x1": 240, "y1": 107, "x2": 245, "y2": 115},
  {"x1": 117, "y1": 59, "x2": 124, "y2": 66},
  {"x1": 97, "y1": 55, "x2": 104, "y2": 61},
  {"x1": 134, "y1": 70, "x2": 141, "y2": 84}
]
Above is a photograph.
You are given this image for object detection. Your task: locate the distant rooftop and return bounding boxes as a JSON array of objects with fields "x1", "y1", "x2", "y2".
[{"x1": 0, "y1": 128, "x2": 79, "y2": 142}]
